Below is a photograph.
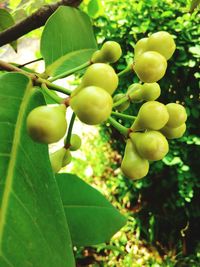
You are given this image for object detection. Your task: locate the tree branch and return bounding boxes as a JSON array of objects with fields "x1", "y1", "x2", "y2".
[{"x1": 0, "y1": 0, "x2": 82, "y2": 47}]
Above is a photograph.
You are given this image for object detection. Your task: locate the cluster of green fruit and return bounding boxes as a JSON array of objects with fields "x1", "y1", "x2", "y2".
[
  {"x1": 121, "y1": 101, "x2": 187, "y2": 179},
  {"x1": 26, "y1": 31, "x2": 187, "y2": 179}
]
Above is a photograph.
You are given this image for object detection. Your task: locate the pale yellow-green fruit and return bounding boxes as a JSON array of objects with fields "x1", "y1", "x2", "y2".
[
  {"x1": 165, "y1": 103, "x2": 187, "y2": 128},
  {"x1": 141, "y1": 82, "x2": 161, "y2": 101},
  {"x1": 70, "y1": 86, "x2": 113, "y2": 125},
  {"x1": 113, "y1": 93, "x2": 130, "y2": 112},
  {"x1": 134, "y1": 37, "x2": 149, "y2": 60},
  {"x1": 121, "y1": 139, "x2": 149, "y2": 180},
  {"x1": 80, "y1": 63, "x2": 119, "y2": 95},
  {"x1": 62, "y1": 149, "x2": 72, "y2": 166},
  {"x1": 127, "y1": 83, "x2": 143, "y2": 103},
  {"x1": 100, "y1": 41, "x2": 122, "y2": 63},
  {"x1": 131, "y1": 101, "x2": 169, "y2": 131},
  {"x1": 160, "y1": 123, "x2": 186, "y2": 139},
  {"x1": 147, "y1": 31, "x2": 176, "y2": 60},
  {"x1": 26, "y1": 104, "x2": 67, "y2": 144},
  {"x1": 70, "y1": 134, "x2": 82, "y2": 151},
  {"x1": 134, "y1": 51, "x2": 167, "y2": 83},
  {"x1": 91, "y1": 50, "x2": 103, "y2": 63},
  {"x1": 50, "y1": 148, "x2": 66, "y2": 173},
  {"x1": 130, "y1": 131, "x2": 169, "y2": 161}
]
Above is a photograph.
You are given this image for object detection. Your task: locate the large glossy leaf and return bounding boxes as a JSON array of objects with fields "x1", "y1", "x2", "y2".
[
  {"x1": 40, "y1": 6, "x2": 97, "y2": 77},
  {"x1": 56, "y1": 173, "x2": 127, "y2": 247},
  {"x1": 0, "y1": 8, "x2": 17, "y2": 51},
  {"x1": 0, "y1": 73, "x2": 75, "y2": 267}
]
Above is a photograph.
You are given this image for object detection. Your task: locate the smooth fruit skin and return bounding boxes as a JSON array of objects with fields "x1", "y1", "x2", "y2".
[
  {"x1": 27, "y1": 104, "x2": 67, "y2": 144},
  {"x1": 91, "y1": 50, "x2": 103, "y2": 63},
  {"x1": 101, "y1": 41, "x2": 122, "y2": 63},
  {"x1": 165, "y1": 103, "x2": 187, "y2": 128},
  {"x1": 70, "y1": 86, "x2": 113, "y2": 125},
  {"x1": 141, "y1": 83, "x2": 161, "y2": 101},
  {"x1": 147, "y1": 31, "x2": 176, "y2": 60},
  {"x1": 70, "y1": 134, "x2": 82, "y2": 151},
  {"x1": 131, "y1": 131, "x2": 169, "y2": 161},
  {"x1": 62, "y1": 149, "x2": 72, "y2": 166},
  {"x1": 134, "y1": 38, "x2": 149, "y2": 60},
  {"x1": 131, "y1": 101, "x2": 169, "y2": 131},
  {"x1": 113, "y1": 93, "x2": 130, "y2": 112},
  {"x1": 134, "y1": 51, "x2": 167, "y2": 83},
  {"x1": 127, "y1": 83, "x2": 143, "y2": 103},
  {"x1": 50, "y1": 148, "x2": 66, "y2": 173},
  {"x1": 160, "y1": 123, "x2": 186, "y2": 139},
  {"x1": 121, "y1": 139, "x2": 149, "y2": 180},
  {"x1": 80, "y1": 63, "x2": 118, "y2": 95}
]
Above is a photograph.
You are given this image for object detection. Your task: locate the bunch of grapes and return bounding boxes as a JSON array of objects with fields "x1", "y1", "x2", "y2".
[{"x1": 26, "y1": 31, "x2": 187, "y2": 179}]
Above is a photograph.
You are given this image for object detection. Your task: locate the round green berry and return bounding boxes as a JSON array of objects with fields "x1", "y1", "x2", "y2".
[
  {"x1": 70, "y1": 86, "x2": 113, "y2": 125},
  {"x1": 26, "y1": 104, "x2": 67, "y2": 144},
  {"x1": 165, "y1": 103, "x2": 187, "y2": 128},
  {"x1": 80, "y1": 63, "x2": 118, "y2": 95},
  {"x1": 131, "y1": 101, "x2": 169, "y2": 131},
  {"x1": 147, "y1": 31, "x2": 176, "y2": 60},
  {"x1": 134, "y1": 51, "x2": 167, "y2": 83}
]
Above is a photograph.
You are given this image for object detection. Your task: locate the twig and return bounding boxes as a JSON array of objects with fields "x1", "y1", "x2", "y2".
[{"x1": 0, "y1": 0, "x2": 82, "y2": 47}]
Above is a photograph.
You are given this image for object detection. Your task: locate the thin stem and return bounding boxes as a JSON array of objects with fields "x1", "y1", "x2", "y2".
[
  {"x1": 40, "y1": 78, "x2": 72, "y2": 95},
  {"x1": 117, "y1": 63, "x2": 133, "y2": 77},
  {"x1": 49, "y1": 61, "x2": 91, "y2": 82},
  {"x1": 65, "y1": 112, "x2": 76, "y2": 147},
  {"x1": 111, "y1": 111, "x2": 136, "y2": 120},
  {"x1": 18, "y1": 58, "x2": 43, "y2": 68},
  {"x1": 113, "y1": 95, "x2": 129, "y2": 108},
  {"x1": 0, "y1": 59, "x2": 72, "y2": 95},
  {"x1": 108, "y1": 117, "x2": 129, "y2": 136},
  {"x1": 41, "y1": 83, "x2": 63, "y2": 104}
]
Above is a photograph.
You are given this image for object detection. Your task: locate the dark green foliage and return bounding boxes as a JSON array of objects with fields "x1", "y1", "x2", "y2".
[{"x1": 90, "y1": 0, "x2": 200, "y2": 256}]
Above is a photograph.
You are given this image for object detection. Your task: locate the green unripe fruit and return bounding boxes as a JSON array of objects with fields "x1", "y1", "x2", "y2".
[
  {"x1": 70, "y1": 134, "x2": 82, "y2": 151},
  {"x1": 165, "y1": 103, "x2": 187, "y2": 128},
  {"x1": 141, "y1": 83, "x2": 161, "y2": 101},
  {"x1": 62, "y1": 149, "x2": 72, "y2": 166},
  {"x1": 100, "y1": 41, "x2": 122, "y2": 63},
  {"x1": 131, "y1": 101, "x2": 169, "y2": 131},
  {"x1": 50, "y1": 148, "x2": 66, "y2": 173},
  {"x1": 80, "y1": 63, "x2": 119, "y2": 95},
  {"x1": 147, "y1": 31, "x2": 176, "y2": 60},
  {"x1": 134, "y1": 38, "x2": 149, "y2": 60},
  {"x1": 113, "y1": 93, "x2": 130, "y2": 112},
  {"x1": 27, "y1": 104, "x2": 67, "y2": 144},
  {"x1": 134, "y1": 51, "x2": 167, "y2": 83},
  {"x1": 121, "y1": 139, "x2": 149, "y2": 180},
  {"x1": 131, "y1": 131, "x2": 169, "y2": 161},
  {"x1": 127, "y1": 83, "x2": 143, "y2": 103},
  {"x1": 91, "y1": 50, "x2": 104, "y2": 63},
  {"x1": 160, "y1": 123, "x2": 186, "y2": 139},
  {"x1": 70, "y1": 86, "x2": 113, "y2": 125}
]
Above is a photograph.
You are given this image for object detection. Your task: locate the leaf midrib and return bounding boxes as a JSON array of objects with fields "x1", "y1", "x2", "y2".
[{"x1": 0, "y1": 78, "x2": 32, "y2": 249}]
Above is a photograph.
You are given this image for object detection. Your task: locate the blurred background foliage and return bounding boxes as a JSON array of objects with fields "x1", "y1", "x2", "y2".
[{"x1": 1, "y1": 0, "x2": 200, "y2": 266}]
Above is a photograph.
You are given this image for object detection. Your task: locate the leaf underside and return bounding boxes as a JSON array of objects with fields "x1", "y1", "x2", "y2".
[
  {"x1": 0, "y1": 73, "x2": 75, "y2": 267},
  {"x1": 56, "y1": 173, "x2": 127, "y2": 247},
  {"x1": 41, "y1": 6, "x2": 97, "y2": 77}
]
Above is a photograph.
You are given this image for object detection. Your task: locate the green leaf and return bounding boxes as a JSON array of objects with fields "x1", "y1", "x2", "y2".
[
  {"x1": 41, "y1": 6, "x2": 97, "y2": 77},
  {"x1": 87, "y1": 0, "x2": 104, "y2": 18},
  {"x1": 0, "y1": 8, "x2": 17, "y2": 51},
  {"x1": 56, "y1": 173, "x2": 127, "y2": 247},
  {"x1": 0, "y1": 73, "x2": 75, "y2": 267}
]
